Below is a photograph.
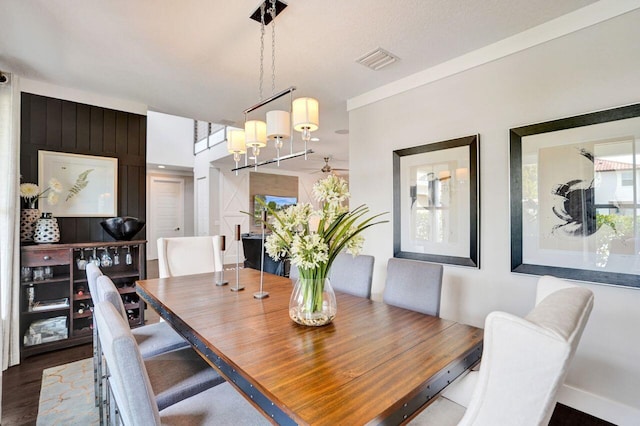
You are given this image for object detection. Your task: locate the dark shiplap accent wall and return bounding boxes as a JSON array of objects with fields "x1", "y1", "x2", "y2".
[{"x1": 20, "y1": 92, "x2": 147, "y2": 243}]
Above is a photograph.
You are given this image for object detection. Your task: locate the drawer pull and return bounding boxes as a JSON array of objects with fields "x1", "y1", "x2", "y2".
[{"x1": 43, "y1": 255, "x2": 51, "y2": 260}]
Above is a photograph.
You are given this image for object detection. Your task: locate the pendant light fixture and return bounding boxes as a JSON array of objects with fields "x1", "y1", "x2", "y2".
[
  {"x1": 227, "y1": 129, "x2": 246, "y2": 176},
  {"x1": 266, "y1": 110, "x2": 290, "y2": 165},
  {"x1": 234, "y1": 0, "x2": 320, "y2": 173},
  {"x1": 292, "y1": 97, "x2": 319, "y2": 160},
  {"x1": 244, "y1": 119, "x2": 267, "y2": 167}
]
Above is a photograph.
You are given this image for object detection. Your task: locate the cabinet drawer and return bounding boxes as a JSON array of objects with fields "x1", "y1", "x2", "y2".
[{"x1": 22, "y1": 249, "x2": 69, "y2": 267}]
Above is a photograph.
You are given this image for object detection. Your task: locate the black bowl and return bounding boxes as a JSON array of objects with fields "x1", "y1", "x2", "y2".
[{"x1": 100, "y1": 217, "x2": 146, "y2": 241}]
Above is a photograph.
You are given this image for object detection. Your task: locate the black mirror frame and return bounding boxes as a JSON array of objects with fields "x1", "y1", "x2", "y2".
[
  {"x1": 510, "y1": 103, "x2": 640, "y2": 288},
  {"x1": 393, "y1": 135, "x2": 480, "y2": 268}
]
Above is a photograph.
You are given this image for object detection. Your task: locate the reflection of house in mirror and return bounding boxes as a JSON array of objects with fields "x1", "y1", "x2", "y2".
[
  {"x1": 594, "y1": 155, "x2": 638, "y2": 255},
  {"x1": 595, "y1": 158, "x2": 637, "y2": 211}
]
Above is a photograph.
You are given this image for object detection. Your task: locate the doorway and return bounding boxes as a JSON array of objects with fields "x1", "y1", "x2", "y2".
[{"x1": 148, "y1": 176, "x2": 185, "y2": 259}]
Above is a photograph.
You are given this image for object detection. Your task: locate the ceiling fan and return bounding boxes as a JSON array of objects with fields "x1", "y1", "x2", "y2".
[{"x1": 320, "y1": 157, "x2": 349, "y2": 174}]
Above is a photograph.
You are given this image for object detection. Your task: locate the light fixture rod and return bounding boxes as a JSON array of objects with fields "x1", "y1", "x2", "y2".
[
  {"x1": 244, "y1": 86, "x2": 296, "y2": 115},
  {"x1": 231, "y1": 149, "x2": 313, "y2": 172}
]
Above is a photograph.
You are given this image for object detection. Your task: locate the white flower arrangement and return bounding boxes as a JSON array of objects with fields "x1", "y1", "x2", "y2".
[
  {"x1": 20, "y1": 178, "x2": 63, "y2": 209},
  {"x1": 260, "y1": 174, "x2": 387, "y2": 280}
]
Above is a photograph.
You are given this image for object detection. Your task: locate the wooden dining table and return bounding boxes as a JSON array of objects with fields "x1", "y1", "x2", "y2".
[{"x1": 136, "y1": 268, "x2": 483, "y2": 425}]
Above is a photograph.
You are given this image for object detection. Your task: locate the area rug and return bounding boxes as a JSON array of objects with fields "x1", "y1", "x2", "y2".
[{"x1": 37, "y1": 358, "x2": 99, "y2": 425}]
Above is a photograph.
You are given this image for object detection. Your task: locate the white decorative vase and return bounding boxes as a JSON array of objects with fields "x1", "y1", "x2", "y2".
[
  {"x1": 33, "y1": 213, "x2": 61, "y2": 244},
  {"x1": 20, "y1": 208, "x2": 40, "y2": 242}
]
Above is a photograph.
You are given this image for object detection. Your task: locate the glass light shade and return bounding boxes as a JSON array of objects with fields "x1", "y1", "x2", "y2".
[
  {"x1": 456, "y1": 168, "x2": 469, "y2": 182},
  {"x1": 244, "y1": 120, "x2": 267, "y2": 148},
  {"x1": 292, "y1": 97, "x2": 319, "y2": 132},
  {"x1": 438, "y1": 170, "x2": 451, "y2": 180},
  {"x1": 227, "y1": 129, "x2": 246, "y2": 154},
  {"x1": 266, "y1": 110, "x2": 291, "y2": 139}
]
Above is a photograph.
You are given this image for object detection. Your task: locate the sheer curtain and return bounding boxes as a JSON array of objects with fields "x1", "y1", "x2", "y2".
[{"x1": 0, "y1": 72, "x2": 21, "y2": 421}]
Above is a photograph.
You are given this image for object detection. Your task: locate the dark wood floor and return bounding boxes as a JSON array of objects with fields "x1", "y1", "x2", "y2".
[
  {"x1": 1, "y1": 345, "x2": 616, "y2": 426},
  {"x1": 2, "y1": 343, "x2": 93, "y2": 426},
  {"x1": 1, "y1": 260, "x2": 615, "y2": 426}
]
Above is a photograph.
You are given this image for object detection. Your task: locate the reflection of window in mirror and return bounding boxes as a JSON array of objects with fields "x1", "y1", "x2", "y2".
[{"x1": 621, "y1": 170, "x2": 633, "y2": 186}]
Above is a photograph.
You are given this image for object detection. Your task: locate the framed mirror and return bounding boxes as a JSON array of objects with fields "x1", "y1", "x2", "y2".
[
  {"x1": 510, "y1": 103, "x2": 640, "y2": 288},
  {"x1": 393, "y1": 135, "x2": 479, "y2": 267}
]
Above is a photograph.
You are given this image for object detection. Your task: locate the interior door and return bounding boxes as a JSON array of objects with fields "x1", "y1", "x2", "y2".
[{"x1": 148, "y1": 176, "x2": 185, "y2": 259}]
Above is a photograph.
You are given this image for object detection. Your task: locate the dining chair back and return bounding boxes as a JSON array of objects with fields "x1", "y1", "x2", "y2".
[
  {"x1": 86, "y1": 262, "x2": 103, "y2": 301},
  {"x1": 383, "y1": 258, "x2": 443, "y2": 316},
  {"x1": 458, "y1": 284, "x2": 594, "y2": 426},
  {"x1": 289, "y1": 263, "x2": 299, "y2": 281},
  {"x1": 94, "y1": 301, "x2": 269, "y2": 425},
  {"x1": 535, "y1": 274, "x2": 577, "y2": 305},
  {"x1": 410, "y1": 278, "x2": 594, "y2": 426},
  {"x1": 157, "y1": 236, "x2": 223, "y2": 278},
  {"x1": 85, "y1": 262, "x2": 104, "y2": 411},
  {"x1": 96, "y1": 275, "x2": 131, "y2": 320},
  {"x1": 329, "y1": 253, "x2": 375, "y2": 298},
  {"x1": 95, "y1": 275, "x2": 188, "y2": 358},
  {"x1": 94, "y1": 301, "x2": 163, "y2": 425}
]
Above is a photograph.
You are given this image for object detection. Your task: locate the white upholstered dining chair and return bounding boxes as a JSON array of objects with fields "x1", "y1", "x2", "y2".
[
  {"x1": 94, "y1": 301, "x2": 269, "y2": 425},
  {"x1": 409, "y1": 276, "x2": 594, "y2": 426},
  {"x1": 157, "y1": 236, "x2": 224, "y2": 278}
]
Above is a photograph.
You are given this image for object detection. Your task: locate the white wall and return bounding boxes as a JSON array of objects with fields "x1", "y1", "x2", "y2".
[
  {"x1": 19, "y1": 78, "x2": 147, "y2": 115},
  {"x1": 146, "y1": 111, "x2": 194, "y2": 168},
  {"x1": 194, "y1": 150, "x2": 214, "y2": 236},
  {"x1": 349, "y1": 9, "x2": 640, "y2": 426}
]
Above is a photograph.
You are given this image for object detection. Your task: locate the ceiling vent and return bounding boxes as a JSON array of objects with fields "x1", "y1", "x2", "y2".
[{"x1": 356, "y1": 48, "x2": 399, "y2": 71}]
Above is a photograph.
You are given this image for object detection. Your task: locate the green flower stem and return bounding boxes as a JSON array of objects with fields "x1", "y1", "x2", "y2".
[{"x1": 299, "y1": 268, "x2": 327, "y2": 313}]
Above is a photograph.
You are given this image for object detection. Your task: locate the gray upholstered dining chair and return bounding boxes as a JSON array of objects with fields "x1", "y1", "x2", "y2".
[
  {"x1": 89, "y1": 268, "x2": 189, "y2": 421},
  {"x1": 85, "y1": 263, "x2": 104, "y2": 411},
  {"x1": 329, "y1": 253, "x2": 375, "y2": 298},
  {"x1": 409, "y1": 276, "x2": 594, "y2": 426},
  {"x1": 96, "y1": 277, "x2": 225, "y2": 410},
  {"x1": 288, "y1": 253, "x2": 375, "y2": 299},
  {"x1": 94, "y1": 301, "x2": 270, "y2": 425},
  {"x1": 157, "y1": 236, "x2": 224, "y2": 278},
  {"x1": 289, "y1": 263, "x2": 300, "y2": 281},
  {"x1": 382, "y1": 258, "x2": 443, "y2": 316},
  {"x1": 95, "y1": 275, "x2": 188, "y2": 358}
]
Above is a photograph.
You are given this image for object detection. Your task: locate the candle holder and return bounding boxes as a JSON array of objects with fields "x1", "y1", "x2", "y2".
[
  {"x1": 231, "y1": 225, "x2": 245, "y2": 292},
  {"x1": 254, "y1": 210, "x2": 269, "y2": 299},
  {"x1": 216, "y1": 235, "x2": 229, "y2": 286}
]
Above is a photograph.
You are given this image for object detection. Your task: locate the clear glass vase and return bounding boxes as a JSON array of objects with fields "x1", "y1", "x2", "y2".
[{"x1": 289, "y1": 276, "x2": 337, "y2": 326}]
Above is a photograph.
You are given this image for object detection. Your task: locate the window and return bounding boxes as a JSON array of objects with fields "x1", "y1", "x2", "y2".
[
  {"x1": 194, "y1": 120, "x2": 226, "y2": 154},
  {"x1": 621, "y1": 170, "x2": 633, "y2": 186}
]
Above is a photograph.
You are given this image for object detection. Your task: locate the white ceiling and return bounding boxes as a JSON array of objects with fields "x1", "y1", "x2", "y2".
[{"x1": 0, "y1": 0, "x2": 597, "y2": 174}]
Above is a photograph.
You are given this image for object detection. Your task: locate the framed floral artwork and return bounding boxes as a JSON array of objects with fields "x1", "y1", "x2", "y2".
[{"x1": 38, "y1": 150, "x2": 118, "y2": 217}]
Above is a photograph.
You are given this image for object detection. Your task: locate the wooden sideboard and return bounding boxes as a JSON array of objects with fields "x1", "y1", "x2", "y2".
[{"x1": 20, "y1": 240, "x2": 146, "y2": 359}]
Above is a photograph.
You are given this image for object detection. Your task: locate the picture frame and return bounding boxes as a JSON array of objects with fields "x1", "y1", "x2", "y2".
[
  {"x1": 393, "y1": 135, "x2": 479, "y2": 267},
  {"x1": 38, "y1": 150, "x2": 118, "y2": 217},
  {"x1": 510, "y1": 103, "x2": 640, "y2": 288}
]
